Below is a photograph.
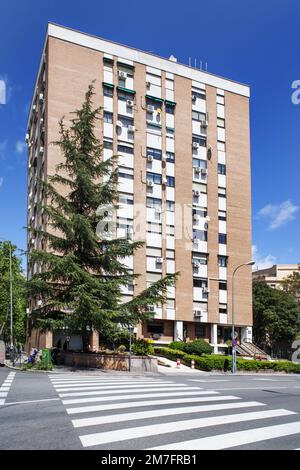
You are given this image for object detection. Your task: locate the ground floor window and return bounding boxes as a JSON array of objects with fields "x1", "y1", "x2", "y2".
[
  {"x1": 147, "y1": 322, "x2": 164, "y2": 335},
  {"x1": 195, "y1": 324, "x2": 205, "y2": 338}
]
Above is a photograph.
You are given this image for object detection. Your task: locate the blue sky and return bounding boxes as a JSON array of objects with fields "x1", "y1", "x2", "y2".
[{"x1": 0, "y1": 0, "x2": 299, "y2": 270}]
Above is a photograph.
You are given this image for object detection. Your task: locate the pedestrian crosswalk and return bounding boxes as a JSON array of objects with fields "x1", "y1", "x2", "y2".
[
  {"x1": 49, "y1": 373, "x2": 300, "y2": 450},
  {"x1": 0, "y1": 371, "x2": 16, "y2": 405}
]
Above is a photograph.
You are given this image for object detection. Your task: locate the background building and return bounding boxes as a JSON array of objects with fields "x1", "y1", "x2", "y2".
[
  {"x1": 26, "y1": 23, "x2": 252, "y2": 353},
  {"x1": 253, "y1": 264, "x2": 300, "y2": 289}
]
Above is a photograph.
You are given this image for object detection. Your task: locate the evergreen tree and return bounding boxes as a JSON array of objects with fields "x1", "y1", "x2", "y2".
[
  {"x1": 28, "y1": 84, "x2": 178, "y2": 350},
  {"x1": 0, "y1": 242, "x2": 26, "y2": 345}
]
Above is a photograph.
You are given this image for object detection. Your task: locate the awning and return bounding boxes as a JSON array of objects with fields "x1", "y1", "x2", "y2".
[
  {"x1": 117, "y1": 86, "x2": 136, "y2": 95},
  {"x1": 102, "y1": 82, "x2": 114, "y2": 89},
  {"x1": 146, "y1": 95, "x2": 164, "y2": 103},
  {"x1": 165, "y1": 100, "x2": 176, "y2": 106}
]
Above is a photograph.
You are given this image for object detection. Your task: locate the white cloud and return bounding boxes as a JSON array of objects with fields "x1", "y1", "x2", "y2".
[
  {"x1": 16, "y1": 140, "x2": 26, "y2": 154},
  {"x1": 252, "y1": 245, "x2": 276, "y2": 271},
  {"x1": 258, "y1": 200, "x2": 299, "y2": 230},
  {"x1": 0, "y1": 177, "x2": 3, "y2": 188}
]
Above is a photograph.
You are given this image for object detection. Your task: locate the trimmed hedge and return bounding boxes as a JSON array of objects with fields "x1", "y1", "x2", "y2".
[
  {"x1": 154, "y1": 347, "x2": 300, "y2": 373},
  {"x1": 168, "y1": 341, "x2": 186, "y2": 351},
  {"x1": 183, "y1": 339, "x2": 213, "y2": 356}
]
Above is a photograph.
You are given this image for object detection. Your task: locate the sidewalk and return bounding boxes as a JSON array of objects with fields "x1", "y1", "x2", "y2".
[{"x1": 155, "y1": 356, "x2": 209, "y2": 375}]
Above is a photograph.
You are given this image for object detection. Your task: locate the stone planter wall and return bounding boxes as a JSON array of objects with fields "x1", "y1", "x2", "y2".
[{"x1": 62, "y1": 352, "x2": 158, "y2": 372}]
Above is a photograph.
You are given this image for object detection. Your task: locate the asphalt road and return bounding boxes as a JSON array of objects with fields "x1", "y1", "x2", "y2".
[{"x1": 1, "y1": 367, "x2": 300, "y2": 450}]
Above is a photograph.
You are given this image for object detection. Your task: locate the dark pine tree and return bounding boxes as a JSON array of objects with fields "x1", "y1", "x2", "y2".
[{"x1": 28, "y1": 84, "x2": 178, "y2": 350}]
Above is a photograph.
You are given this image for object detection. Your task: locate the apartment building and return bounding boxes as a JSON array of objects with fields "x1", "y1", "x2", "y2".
[
  {"x1": 26, "y1": 23, "x2": 252, "y2": 353},
  {"x1": 253, "y1": 264, "x2": 300, "y2": 289}
]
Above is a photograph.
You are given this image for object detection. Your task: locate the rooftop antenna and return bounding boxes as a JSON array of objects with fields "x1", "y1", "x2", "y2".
[
  {"x1": 189, "y1": 57, "x2": 191, "y2": 67},
  {"x1": 205, "y1": 62, "x2": 208, "y2": 72},
  {"x1": 200, "y1": 60, "x2": 202, "y2": 70},
  {"x1": 194, "y1": 58, "x2": 197, "y2": 68}
]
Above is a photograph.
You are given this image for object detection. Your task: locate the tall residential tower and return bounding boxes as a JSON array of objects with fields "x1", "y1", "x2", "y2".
[{"x1": 26, "y1": 24, "x2": 252, "y2": 353}]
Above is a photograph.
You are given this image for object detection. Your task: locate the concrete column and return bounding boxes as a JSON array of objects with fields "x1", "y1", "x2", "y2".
[
  {"x1": 90, "y1": 331, "x2": 99, "y2": 352},
  {"x1": 174, "y1": 321, "x2": 183, "y2": 341},
  {"x1": 241, "y1": 326, "x2": 252, "y2": 343},
  {"x1": 210, "y1": 323, "x2": 218, "y2": 354}
]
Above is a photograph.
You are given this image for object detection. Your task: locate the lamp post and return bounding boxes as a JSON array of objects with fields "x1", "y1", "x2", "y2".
[
  {"x1": 128, "y1": 326, "x2": 134, "y2": 372},
  {"x1": 231, "y1": 260, "x2": 255, "y2": 374}
]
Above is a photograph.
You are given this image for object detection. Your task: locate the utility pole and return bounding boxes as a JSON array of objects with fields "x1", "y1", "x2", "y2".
[{"x1": 9, "y1": 242, "x2": 13, "y2": 350}]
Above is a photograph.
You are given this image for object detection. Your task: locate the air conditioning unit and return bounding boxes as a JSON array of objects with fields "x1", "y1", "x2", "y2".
[
  {"x1": 128, "y1": 125, "x2": 135, "y2": 132},
  {"x1": 193, "y1": 309, "x2": 203, "y2": 317},
  {"x1": 39, "y1": 147, "x2": 44, "y2": 156},
  {"x1": 193, "y1": 190, "x2": 200, "y2": 196},
  {"x1": 116, "y1": 120, "x2": 123, "y2": 127},
  {"x1": 146, "y1": 81, "x2": 151, "y2": 88},
  {"x1": 39, "y1": 93, "x2": 44, "y2": 102},
  {"x1": 200, "y1": 119, "x2": 208, "y2": 127},
  {"x1": 192, "y1": 94, "x2": 197, "y2": 102},
  {"x1": 201, "y1": 168, "x2": 208, "y2": 175},
  {"x1": 119, "y1": 71, "x2": 127, "y2": 78},
  {"x1": 147, "y1": 155, "x2": 154, "y2": 162},
  {"x1": 25, "y1": 133, "x2": 30, "y2": 143},
  {"x1": 146, "y1": 179, "x2": 154, "y2": 187},
  {"x1": 193, "y1": 167, "x2": 201, "y2": 174},
  {"x1": 193, "y1": 259, "x2": 200, "y2": 267},
  {"x1": 32, "y1": 104, "x2": 37, "y2": 112},
  {"x1": 147, "y1": 105, "x2": 154, "y2": 113},
  {"x1": 156, "y1": 257, "x2": 163, "y2": 264},
  {"x1": 192, "y1": 142, "x2": 199, "y2": 149},
  {"x1": 127, "y1": 99, "x2": 133, "y2": 107},
  {"x1": 203, "y1": 287, "x2": 210, "y2": 294}
]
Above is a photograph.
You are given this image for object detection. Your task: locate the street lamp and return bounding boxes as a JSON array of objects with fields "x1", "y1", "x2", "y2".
[{"x1": 231, "y1": 260, "x2": 255, "y2": 374}]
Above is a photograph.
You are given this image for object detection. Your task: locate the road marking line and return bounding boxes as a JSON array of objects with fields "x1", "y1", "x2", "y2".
[
  {"x1": 51, "y1": 381, "x2": 170, "y2": 387},
  {"x1": 0, "y1": 392, "x2": 8, "y2": 397},
  {"x1": 150, "y1": 419, "x2": 300, "y2": 450},
  {"x1": 208, "y1": 386, "x2": 290, "y2": 391},
  {"x1": 66, "y1": 394, "x2": 240, "y2": 414},
  {"x1": 62, "y1": 389, "x2": 218, "y2": 405},
  {"x1": 188, "y1": 379, "x2": 229, "y2": 382},
  {"x1": 0, "y1": 387, "x2": 10, "y2": 392},
  {"x1": 56, "y1": 385, "x2": 193, "y2": 395},
  {"x1": 0, "y1": 372, "x2": 16, "y2": 405},
  {"x1": 3, "y1": 398, "x2": 61, "y2": 406},
  {"x1": 72, "y1": 401, "x2": 265, "y2": 428},
  {"x1": 59, "y1": 384, "x2": 193, "y2": 397},
  {"x1": 79, "y1": 409, "x2": 294, "y2": 448},
  {"x1": 0, "y1": 399, "x2": 5, "y2": 405}
]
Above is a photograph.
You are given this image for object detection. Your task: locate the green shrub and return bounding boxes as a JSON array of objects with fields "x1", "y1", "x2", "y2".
[
  {"x1": 132, "y1": 339, "x2": 154, "y2": 356},
  {"x1": 154, "y1": 347, "x2": 186, "y2": 361},
  {"x1": 168, "y1": 341, "x2": 186, "y2": 351},
  {"x1": 183, "y1": 339, "x2": 213, "y2": 356},
  {"x1": 116, "y1": 345, "x2": 127, "y2": 354}
]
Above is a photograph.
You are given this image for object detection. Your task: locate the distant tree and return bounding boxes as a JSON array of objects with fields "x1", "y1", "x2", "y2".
[
  {"x1": 0, "y1": 242, "x2": 26, "y2": 345},
  {"x1": 27, "y1": 84, "x2": 178, "y2": 350},
  {"x1": 253, "y1": 281, "x2": 300, "y2": 355},
  {"x1": 282, "y1": 268, "x2": 300, "y2": 309}
]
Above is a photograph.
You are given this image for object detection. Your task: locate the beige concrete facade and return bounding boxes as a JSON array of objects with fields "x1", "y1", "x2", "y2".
[
  {"x1": 26, "y1": 24, "x2": 253, "y2": 353},
  {"x1": 253, "y1": 264, "x2": 300, "y2": 289}
]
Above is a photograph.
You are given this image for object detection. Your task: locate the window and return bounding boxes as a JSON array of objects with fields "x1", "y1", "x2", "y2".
[
  {"x1": 146, "y1": 197, "x2": 162, "y2": 209},
  {"x1": 195, "y1": 325, "x2": 205, "y2": 338},
  {"x1": 118, "y1": 144, "x2": 133, "y2": 154},
  {"x1": 166, "y1": 249, "x2": 175, "y2": 259},
  {"x1": 147, "y1": 172, "x2": 162, "y2": 185},
  {"x1": 166, "y1": 152, "x2": 175, "y2": 163},
  {"x1": 217, "y1": 141, "x2": 226, "y2": 152},
  {"x1": 219, "y1": 307, "x2": 227, "y2": 314},
  {"x1": 103, "y1": 112, "x2": 113, "y2": 123},
  {"x1": 147, "y1": 322, "x2": 164, "y2": 335},
  {"x1": 118, "y1": 116, "x2": 134, "y2": 128},
  {"x1": 194, "y1": 256, "x2": 207, "y2": 265},
  {"x1": 147, "y1": 122, "x2": 162, "y2": 132},
  {"x1": 103, "y1": 85, "x2": 113, "y2": 97},
  {"x1": 218, "y1": 188, "x2": 227, "y2": 198},
  {"x1": 193, "y1": 229, "x2": 207, "y2": 241},
  {"x1": 218, "y1": 210, "x2": 227, "y2": 221},
  {"x1": 217, "y1": 118, "x2": 225, "y2": 128},
  {"x1": 218, "y1": 164, "x2": 226, "y2": 175},
  {"x1": 193, "y1": 207, "x2": 207, "y2": 218},
  {"x1": 193, "y1": 135, "x2": 207, "y2": 147},
  {"x1": 193, "y1": 278, "x2": 207, "y2": 288},
  {"x1": 193, "y1": 158, "x2": 207, "y2": 169},
  {"x1": 218, "y1": 233, "x2": 227, "y2": 244},
  {"x1": 192, "y1": 89, "x2": 206, "y2": 100},
  {"x1": 104, "y1": 140, "x2": 113, "y2": 149},
  {"x1": 166, "y1": 176, "x2": 175, "y2": 187},
  {"x1": 166, "y1": 104, "x2": 175, "y2": 115},
  {"x1": 118, "y1": 171, "x2": 133, "y2": 180},
  {"x1": 166, "y1": 127, "x2": 175, "y2": 137},
  {"x1": 219, "y1": 282, "x2": 227, "y2": 291},
  {"x1": 119, "y1": 194, "x2": 134, "y2": 205},
  {"x1": 192, "y1": 111, "x2": 206, "y2": 121},
  {"x1": 117, "y1": 89, "x2": 134, "y2": 101},
  {"x1": 166, "y1": 200, "x2": 175, "y2": 212},
  {"x1": 147, "y1": 147, "x2": 162, "y2": 160},
  {"x1": 218, "y1": 256, "x2": 228, "y2": 267}
]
